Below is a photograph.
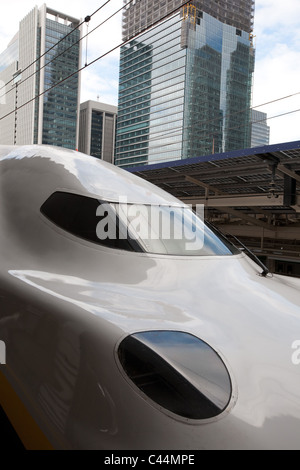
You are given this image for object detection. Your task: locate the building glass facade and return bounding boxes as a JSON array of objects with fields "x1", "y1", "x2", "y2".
[
  {"x1": 115, "y1": 0, "x2": 255, "y2": 168},
  {"x1": 0, "y1": 36, "x2": 19, "y2": 144},
  {"x1": 90, "y1": 110, "x2": 103, "y2": 158},
  {"x1": 0, "y1": 5, "x2": 81, "y2": 148},
  {"x1": 42, "y1": 18, "x2": 80, "y2": 148},
  {"x1": 115, "y1": 16, "x2": 185, "y2": 166},
  {"x1": 251, "y1": 109, "x2": 270, "y2": 147},
  {"x1": 0, "y1": 37, "x2": 18, "y2": 72}
]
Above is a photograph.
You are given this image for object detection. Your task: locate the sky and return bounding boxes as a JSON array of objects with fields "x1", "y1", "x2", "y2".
[{"x1": 0, "y1": 0, "x2": 299, "y2": 146}]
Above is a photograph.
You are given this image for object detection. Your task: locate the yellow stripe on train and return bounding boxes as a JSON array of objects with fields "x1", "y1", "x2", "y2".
[{"x1": 0, "y1": 370, "x2": 53, "y2": 450}]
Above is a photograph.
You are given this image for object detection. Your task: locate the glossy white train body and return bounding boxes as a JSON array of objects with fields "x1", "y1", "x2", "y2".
[{"x1": 0, "y1": 144, "x2": 300, "y2": 450}]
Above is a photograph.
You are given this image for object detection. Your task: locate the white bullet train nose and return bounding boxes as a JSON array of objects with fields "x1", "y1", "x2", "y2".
[{"x1": 0, "y1": 145, "x2": 300, "y2": 450}]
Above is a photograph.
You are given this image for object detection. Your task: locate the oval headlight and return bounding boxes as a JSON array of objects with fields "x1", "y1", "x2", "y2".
[{"x1": 118, "y1": 331, "x2": 232, "y2": 420}]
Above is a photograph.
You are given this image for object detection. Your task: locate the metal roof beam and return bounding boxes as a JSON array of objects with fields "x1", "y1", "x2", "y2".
[
  {"x1": 277, "y1": 164, "x2": 300, "y2": 184},
  {"x1": 141, "y1": 163, "x2": 273, "y2": 183},
  {"x1": 180, "y1": 194, "x2": 285, "y2": 207},
  {"x1": 212, "y1": 206, "x2": 277, "y2": 231},
  {"x1": 184, "y1": 175, "x2": 224, "y2": 195}
]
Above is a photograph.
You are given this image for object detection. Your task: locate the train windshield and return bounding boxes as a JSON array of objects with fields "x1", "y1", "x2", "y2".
[
  {"x1": 41, "y1": 192, "x2": 238, "y2": 256},
  {"x1": 108, "y1": 202, "x2": 237, "y2": 256}
]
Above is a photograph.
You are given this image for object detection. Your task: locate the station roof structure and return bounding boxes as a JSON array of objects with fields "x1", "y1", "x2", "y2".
[{"x1": 127, "y1": 141, "x2": 300, "y2": 233}]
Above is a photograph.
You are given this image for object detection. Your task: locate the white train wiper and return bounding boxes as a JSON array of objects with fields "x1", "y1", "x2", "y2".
[
  {"x1": 205, "y1": 221, "x2": 270, "y2": 277},
  {"x1": 227, "y1": 233, "x2": 270, "y2": 278}
]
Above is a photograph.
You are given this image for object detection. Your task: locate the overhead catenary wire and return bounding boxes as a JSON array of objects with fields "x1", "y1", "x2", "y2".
[
  {"x1": 115, "y1": 92, "x2": 300, "y2": 151},
  {"x1": 0, "y1": 0, "x2": 191, "y2": 123},
  {"x1": 0, "y1": 0, "x2": 139, "y2": 101},
  {"x1": 0, "y1": 0, "x2": 299, "y2": 152},
  {"x1": 115, "y1": 107, "x2": 300, "y2": 166},
  {"x1": 0, "y1": 0, "x2": 297, "y2": 120},
  {"x1": 0, "y1": 0, "x2": 113, "y2": 95}
]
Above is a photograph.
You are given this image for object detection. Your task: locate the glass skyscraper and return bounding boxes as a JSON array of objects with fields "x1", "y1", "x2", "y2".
[
  {"x1": 115, "y1": 0, "x2": 255, "y2": 167},
  {"x1": 0, "y1": 5, "x2": 81, "y2": 148},
  {"x1": 251, "y1": 109, "x2": 270, "y2": 147}
]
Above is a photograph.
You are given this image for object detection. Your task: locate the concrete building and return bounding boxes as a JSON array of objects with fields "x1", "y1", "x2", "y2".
[
  {"x1": 115, "y1": 0, "x2": 255, "y2": 168},
  {"x1": 0, "y1": 4, "x2": 81, "y2": 149},
  {"x1": 78, "y1": 100, "x2": 117, "y2": 164},
  {"x1": 251, "y1": 109, "x2": 270, "y2": 148}
]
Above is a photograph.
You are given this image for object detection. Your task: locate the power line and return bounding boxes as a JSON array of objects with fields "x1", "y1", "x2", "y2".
[
  {"x1": 0, "y1": 0, "x2": 191, "y2": 123},
  {"x1": 0, "y1": 0, "x2": 166, "y2": 100},
  {"x1": 1, "y1": 0, "x2": 299, "y2": 155},
  {"x1": 0, "y1": 0, "x2": 113, "y2": 95},
  {"x1": 115, "y1": 90, "x2": 300, "y2": 151},
  {"x1": 115, "y1": 107, "x2": 300, "y2": 166},
  {"x1": 0, "y1": 0, "x2": 139, "y2": 102}
]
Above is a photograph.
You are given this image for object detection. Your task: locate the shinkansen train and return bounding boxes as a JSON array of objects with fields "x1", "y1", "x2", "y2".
[{"x1": 0, "y1": 144, "x2": 300, "y2": 450}]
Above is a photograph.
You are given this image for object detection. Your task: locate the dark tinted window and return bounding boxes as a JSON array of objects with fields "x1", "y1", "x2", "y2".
[
  {"x1": 40, "y1": 191, "x2": 141, "y2": 251},
  {"x1": 41, "y1": 192, "x2": 238, "y2": 256}
]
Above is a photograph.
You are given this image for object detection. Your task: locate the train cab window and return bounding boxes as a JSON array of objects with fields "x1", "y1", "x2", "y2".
[
  {"x1": 41, "y1": 191, "x2": 238, "y2": 256},
  {"x1": 40, "y1": 191, "x2": 141, "y2": 252}
]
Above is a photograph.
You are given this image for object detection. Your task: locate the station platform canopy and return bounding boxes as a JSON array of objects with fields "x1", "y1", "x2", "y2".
[{"x1": 127, "y1": 141, "x2": 300, "y2": 220}]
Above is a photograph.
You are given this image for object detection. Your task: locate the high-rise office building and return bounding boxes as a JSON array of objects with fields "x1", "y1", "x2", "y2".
[
  {"x1": 0, "y1": 4, "x2": 81, "y2": 149},
  {"x1": 251, "y1": 109, "x2": 270, "y2": 147},
  {"x1": 78, "y1": 100, "x2": 117, "y2": 163},
  {"x1": 115, "y1": 0, "x2": 255, "y2": 167}
]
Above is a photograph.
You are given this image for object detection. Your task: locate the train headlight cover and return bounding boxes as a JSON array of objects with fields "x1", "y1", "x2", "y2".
[{"x1": 118, "y1": 331, "x2": 232, "y2": 420}]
